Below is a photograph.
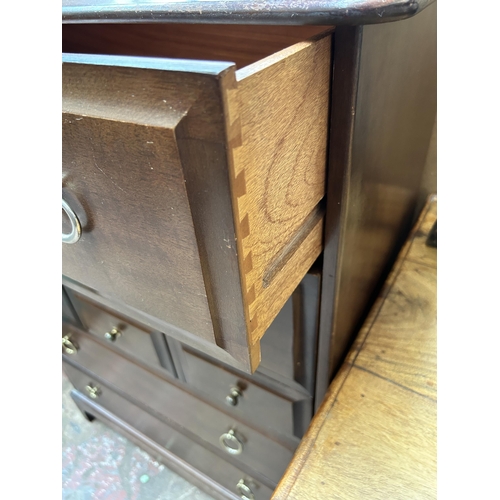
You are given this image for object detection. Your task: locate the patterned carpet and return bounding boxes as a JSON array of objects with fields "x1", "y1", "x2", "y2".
[{"x1": 62, "y1": 371, "x2": 215, "y2": 500}]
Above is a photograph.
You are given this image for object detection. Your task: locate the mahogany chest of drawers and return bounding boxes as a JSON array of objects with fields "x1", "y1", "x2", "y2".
[{"x1": 62, "y1": 2, "x2": 436, "y2": 498}]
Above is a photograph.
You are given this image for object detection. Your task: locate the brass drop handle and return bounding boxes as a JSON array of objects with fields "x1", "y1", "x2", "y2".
[
  {"x1": 225, "y1": 386, "x2": 242, "y2": 406},
  {"x1": 104, "y1": 327, "x2": 121, "y2": 342},
  {"x1": 62, "y1": 199, "x2": 82, "y2": 244},
  {"x1": 219, "y1": 429, "x2": 243, "y2": 455},
  {"x1": 85, "y1": 383, "x2": 101, "y2": 399},
  {"x1": 236, "y1": 479, "x2": 255, "y2": 500},
  {"x1": 62, "y1": 335, "x2": 79, "y2": 354}
]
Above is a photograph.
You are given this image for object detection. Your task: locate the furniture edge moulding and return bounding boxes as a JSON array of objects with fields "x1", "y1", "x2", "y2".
[
  {"x1": 174, "y1": 65, "x2": 254, "y2": 372},
  {"x1": 62, "y1": 0, "x2": 437, "y2": 26}
]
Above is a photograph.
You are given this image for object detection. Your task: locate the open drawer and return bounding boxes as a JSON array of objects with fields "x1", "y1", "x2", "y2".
[{"x1": 62, "y1": 25, "x2": 332, "y2": 373}]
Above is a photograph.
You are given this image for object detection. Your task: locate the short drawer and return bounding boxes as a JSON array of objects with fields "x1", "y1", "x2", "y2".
[
  {"x1": 172, "y1": 345, "x2": 312, "y2": 439},
  {"x1": 65, "y1": 289, "x2": 169, "y2": 372},
  {"x1": 64, "y1": 362, "x2": 274, "y2": 500},
  {"x1": 62, "y1": 323, "x2": 297, "y2": 485},
  {"x1": 167, "y1": 272, "x2": 320, "y2": 439},
  {"x1": 62, "y1": 25, "x2": 331, "y2": 373}
]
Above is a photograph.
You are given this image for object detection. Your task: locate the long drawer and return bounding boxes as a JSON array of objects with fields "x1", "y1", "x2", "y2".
[
  {"x1": 64, "y1": 363, "x2": 274, "y2": 500},
  {"x1": 62, "y1": 24, "x2": 331, "y2": 373},
  {"x1": 62, "y1": 323, "x2": 297, "y2": 485}
]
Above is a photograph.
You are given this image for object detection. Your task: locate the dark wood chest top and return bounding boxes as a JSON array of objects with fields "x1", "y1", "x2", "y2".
[{"x1": 63, "y1": 0, "x2": 435, "y2": 25}]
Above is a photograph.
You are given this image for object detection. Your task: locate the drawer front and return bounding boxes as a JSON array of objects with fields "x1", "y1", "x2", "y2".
[
  {"x1": 168, "y1": 272, "x2": 320, "y2": 438},
  {"x1": 173, "y1": 346, "x2": 308, "y2": 439},
  {"x1": 62, "y1": 30, "x2": 330, "y2": 374},
  {"x1": 64, "y1": 362, "x2": 273, "y2": 500},
  {"x1": 65, "y1": 289, "x2": 162, "y2": 370},
  {"x1": 62, "y1": 323, "x2": 295, "y2": 484}
]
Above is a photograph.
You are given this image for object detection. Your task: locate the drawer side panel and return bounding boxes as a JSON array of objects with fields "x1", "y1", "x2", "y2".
[{"x1": 223, "y1": 33, "x2": 331, "y2": 348}]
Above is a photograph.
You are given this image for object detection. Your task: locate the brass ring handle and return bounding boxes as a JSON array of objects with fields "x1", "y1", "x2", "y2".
[
  {"x1": 236, "y1": 479, "x2": 255, "y2": 500},
  {"x1": 62, "y1": 198, "x2": 82, "y2": 244},
  {"x1": 62, "y1": 335, "x2": 79, "y2": 354},
  {"x1": 85, "y1": 383, "x2": 101, "y2": 399},
  {"x1": 225, "y1": 386, "x2": 242, "y2": 406},
  {"x1": 104, "y1": 327, "x2": 121, "y2": 342},
  {"x1": 219, "y1": 429, "x2": 243, "y2": 455}
]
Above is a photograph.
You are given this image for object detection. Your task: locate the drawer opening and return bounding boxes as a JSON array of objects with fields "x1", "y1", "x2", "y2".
[{"x1": 62, "y1": 24, "x2": 329, "y2": 69}]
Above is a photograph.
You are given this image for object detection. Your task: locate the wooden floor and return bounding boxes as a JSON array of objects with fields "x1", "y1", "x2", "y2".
[{"x1": 273, "y1": 197, "x2": 437, "y2": 500}]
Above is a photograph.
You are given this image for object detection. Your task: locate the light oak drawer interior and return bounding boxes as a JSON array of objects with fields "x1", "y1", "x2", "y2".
[{"x1": 62, "y1": 24, "x2": 332, "y2": 374}]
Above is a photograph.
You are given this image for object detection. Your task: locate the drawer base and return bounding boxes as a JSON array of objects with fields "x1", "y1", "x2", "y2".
[
  {"x1": 62, "y1": 324, "x2": 295, "y2": 485},
  {"x1": 70, "y1": 388, "x2": 274, "y2": 500}
]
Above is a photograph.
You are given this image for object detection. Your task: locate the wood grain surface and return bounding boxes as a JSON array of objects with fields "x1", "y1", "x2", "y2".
[
  {"x1": 315, "y1": 2, "x2": 437, "y2": 405},
  {"x1": 224, "y1": 32, "x2": 331, "y2": 350},
  {"x1": 273, "y1": 196, "x2": 437, "y2": 500},
  {"x1": 63, "y1": 29, "x2": 331, "y2": 372},
  {"x1": 62, "y1": 58, "x2": 226, "y2": 345},
  {"x1": 62, "y1": 55, "x2": 259, "y2": 371}
]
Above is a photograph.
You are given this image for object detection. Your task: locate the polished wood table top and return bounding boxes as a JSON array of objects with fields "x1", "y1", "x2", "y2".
[{"x1": 273, "y1": 196, "x2": 437, "y2": 500}]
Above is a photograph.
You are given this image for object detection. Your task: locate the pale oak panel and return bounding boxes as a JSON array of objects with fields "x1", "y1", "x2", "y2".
[
  {"x1": 223, "y1": 32, "x2": 332, "y2": 352},
  {"x1": 282, "y1": 368, "x2": 436, "y2": 500},
  {"x1": 355, "y1": 260, "x2": 437, "y2": 400},
  {"x1": 273, "y1": 197, "x2": 437, "y2": 499}
]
